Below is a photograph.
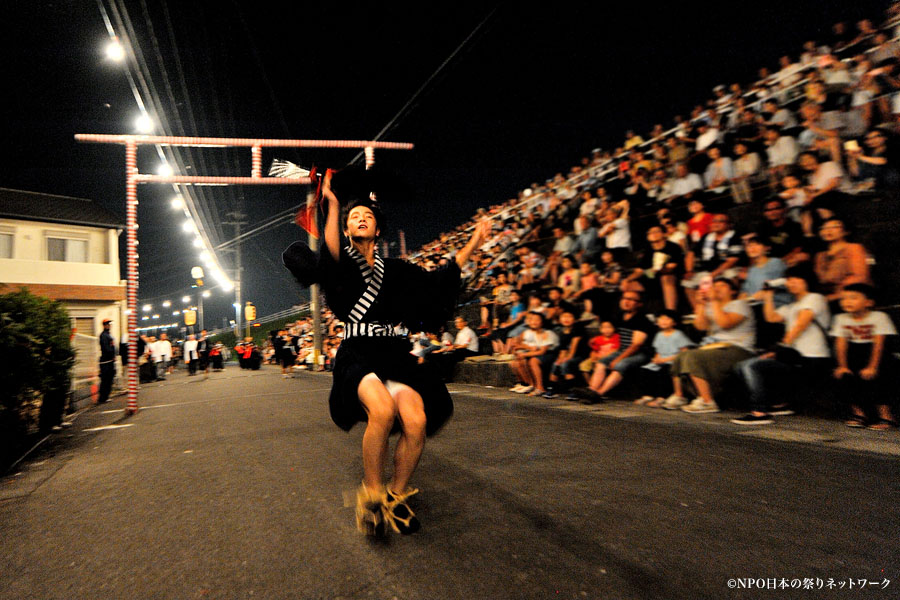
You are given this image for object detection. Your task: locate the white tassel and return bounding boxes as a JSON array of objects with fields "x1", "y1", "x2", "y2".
[{"x1": 269, "y1": 159, "x2": 310, "y2": 179}]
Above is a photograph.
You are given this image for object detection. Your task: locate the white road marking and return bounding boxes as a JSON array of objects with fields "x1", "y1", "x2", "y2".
[{"x1": 83, "y1": 424, "x2": 134, "y2": 432}]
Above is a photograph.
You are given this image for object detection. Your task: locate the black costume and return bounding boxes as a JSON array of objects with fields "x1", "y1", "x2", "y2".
[
  {"x1": 98, "y1": 328, "x2": 116, "y2": 404},
  {"x1": 283, "y1": 242, "x2": 461, "y2": 436}
]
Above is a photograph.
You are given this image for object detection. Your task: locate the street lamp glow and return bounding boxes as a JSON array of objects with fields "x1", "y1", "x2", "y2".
[
  {"x1": 152, "y1": 314, "x2": 160, "y2": 319},
  {"x1": 202, "y1": 290, "x2": 211, "y2": 298},
  {"x1": 157, "y1": 163, "x2": 174, "y2": 177},
  {"x1": 221, "y1": 281, "x2": 234, "y2": 292},
  {"x1": 105, "y1": 38, "x2": 126, "y2": 62},
  {"x1": 192, "y1": 238, "x2": 203, "y2": 248},
  {"x1": 134, "y1": 114, "x2": 153, "y2": 133},
  {"x1": 162, "y1": 300, "x2": 171, "y2": 308},
  {"x1": 170, "y1": 196, "x2": 184, "y2": 210},
  {"x1": 233, "y1": 303, "x2": 241, "y2": 309},
  {"x1": 172, "y1": 311, "x2": 180, "y2": 316},
  {"x1": 142, "y1": 304, "x2": 152, "y2": 312},
  {"x1": 182, "y1": 296, "x2": 191, "y2": 303},
  {"x1": 182, "y1": 219, "x2": 194, "y2": 233}
]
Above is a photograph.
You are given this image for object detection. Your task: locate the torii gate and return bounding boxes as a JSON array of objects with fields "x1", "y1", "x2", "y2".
[{"x1": 75, "y1": 134, "x2": 413, "y2": 415}]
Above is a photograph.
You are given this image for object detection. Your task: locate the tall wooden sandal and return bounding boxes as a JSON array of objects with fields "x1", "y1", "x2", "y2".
[
  {"x1": 383, "y1": 486, "x2": 421, "y2": 535},
  {"x1": 355, "y1": 483, "x2": 386, "y2": 537}
]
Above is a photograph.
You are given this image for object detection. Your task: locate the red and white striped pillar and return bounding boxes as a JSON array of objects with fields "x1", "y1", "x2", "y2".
[
  {"x1": 365, "y1": 147, "x2": 376, "y2": 201},
  {"x1": 251, "y1": 145, "x2": 262, "y2": 178},
  {"x1": 125, "y1": 140, "x2": 139, "y2": 415}
]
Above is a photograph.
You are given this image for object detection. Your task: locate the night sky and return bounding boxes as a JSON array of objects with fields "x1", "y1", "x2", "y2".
[{"x1": 0, "y1": 1, "x2": 887, "y2": 326}]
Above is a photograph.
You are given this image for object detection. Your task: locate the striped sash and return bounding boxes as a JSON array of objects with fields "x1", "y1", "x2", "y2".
[{"x1": 345, "y1": 245, "x2": 385, "y2": 324}]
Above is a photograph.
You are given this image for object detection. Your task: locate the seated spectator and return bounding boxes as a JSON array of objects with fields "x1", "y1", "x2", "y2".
[
  {"x1": 657, "y1": 208, "x2": 688, "y2": 250},
  {"x1": 764, "y1": 126, "x2": 800, "y2": 187},
  {"x1": 831, "y1": 283, "x2": 898, "y2": 430},
  {"x1": 491, "y1": 289, "x2": 526, "y2": 355},
  {"x1": 755, "y1": 197, "x2": 810, "y2": 266},
  {"x1": 732, "y1": 266, "x2": 832, "y2": 425},
  {"x1": 739, "y1": 233, "x2": 791, "y2": 306},
  {"x1": 731, "y1": 142, "x2": 761, "y2": 204},
  {"x1": 703, "y1": 146, "x2": 734, "y2": 196},
  {"x1": 622, "y1": 224, "x2": 684, "y2": 312},
  {"x1": 683, "y1": 213, "x2": 743, "y2": 306},
  {"x1": 578, "y1": 320, "x2": 620, "y2": 388},
  {"x1": 667, "y1": 163, "x2": 704, "y2": 209},
  {"x1": 663, "y1": 278, "x2": 756, "y2": 413},
  {"x1": 542, "y1": 226, "x2": 576, "y2": 283},
  {"x1": 685, "y1": 199, "x2": 713, "y2": 248},
  {"x1": 583, "y1": 291, "x2": 655, "y2": 403},
  {"x1": 761, "y1": 99, "x2": 799, "y2": 130},
  {"x1": 598, "y1": 202, "x2": 631, "y2": 260},
  {"x1": 428, "y1": 316, "x2": 480, "y2": 380},
  {"x1": 546, "y1": 310, "x2": 589, "y2": 399},
  {"x1": 846, "y1": 128, "x2": 900, "y2": 196},
  {"x1": 624, "y1": 130, "x2": 644, "y2": 150},
  {"x1": 798, "y1": 101, "x2": 842, "y2": 164},
  {"x1": 557, "y1": 255, "x2": 581, "y2": 299},
  {"x1": 777, "y1": 171, "x2": 809, "y2": 228},
  {"x1": 798, "y1": 151, "x2": 847, "y2": 225},
  {"x1": 584, "y1": 250, "x2": 623, "y2": 319},
  {"x1": 666, "y1": 136, "x2": 690, "y2": 166},
  {"x1": 814, "y1": 218, "x2": 872, "y2": 305},
  {"x1": 545, "y1": 286, "x2": 576, "y2": 325},
  {"x1": 509, "y1": 312, "x2": 559, "y2": 396},
  {"x1": 638, "y1": 310, "x2": 694, "y2": 406}
]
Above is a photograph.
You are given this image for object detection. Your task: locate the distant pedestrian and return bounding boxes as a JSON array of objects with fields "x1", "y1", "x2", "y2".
[
  {"x1": 183, "y1": 334, "x2": 199, "y2": 375},
  {"x1": 98, "y1": 319, "x2": 116, "y2": 403},
  {"x1": 197, "y1": 329, "x2": 211, "y2": 378}
]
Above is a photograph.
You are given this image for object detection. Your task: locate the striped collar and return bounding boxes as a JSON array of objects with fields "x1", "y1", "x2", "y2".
[{"x1": 345, "y1": 245, "x2": 385, "y2": 323}]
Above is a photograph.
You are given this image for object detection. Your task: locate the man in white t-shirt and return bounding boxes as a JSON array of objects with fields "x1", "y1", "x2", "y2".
[
  {"x1": 152, "y1": 333, "x2": 173, "y2": 380},
  {"x1": 667, "y1": 163, "x2": 704, "y2": 207},
  {"x1": 427, "y1": 316, "x2": 480, "y2": 380},
  {"x1": 732, "y1": 267, "x2": 831, "y2": 425}
]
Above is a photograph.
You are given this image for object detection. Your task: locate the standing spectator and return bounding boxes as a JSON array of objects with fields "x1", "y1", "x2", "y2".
[
  {"x1": 732, "y1": 266, "x2": 831, "y2": 425},
  {"x1": 183, "y1": 334, "x2": 199, "y2": 376},
  {"x1": 831, "y1": 283, "x2": 898, "y2": 430},
  {"x1": 664, "y1": 278, "x2": 756, "y2": 413},
  {"x1": 97, "y1": 318, "x2": 116, "y2": 404},
  {"x1": 197, "y1": 329, "x2": 211, "y2": 378},
  {"x1": 583, "y1": 291, "x2": 655, "y2": 403},
  {"x1": 572, "y1": 216, "x2": 602, "y2": 265},
  {"x1": 152, "y1": 333, "x2": 172, "y2": 380},
  {"x1": 814, "y1": 218, "x2": 872, "y2": 305}
]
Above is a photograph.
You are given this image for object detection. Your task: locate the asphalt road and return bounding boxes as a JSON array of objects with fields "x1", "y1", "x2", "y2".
[{"x1": 1, "y1": 365, "x2": 898, "y2": 600}]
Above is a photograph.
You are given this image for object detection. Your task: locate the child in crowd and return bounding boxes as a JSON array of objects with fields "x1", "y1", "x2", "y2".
[
  {"x1": 579, "y1": 321, "x2": 621, "y2": 382},
  {"x1": 778, "y1": 172, "x2": 808, "y2": 227},
  {"x1": 831, "y1": 283, "x2": 898, "y2": 430},
  {"x1": 638, "y1": 310, "x2": 694, "y2": 406}
]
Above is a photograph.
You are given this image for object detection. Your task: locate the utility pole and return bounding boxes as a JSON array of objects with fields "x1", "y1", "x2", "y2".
[
  {"x1": 307, "y1": 191, "x2": 323, "y2": 370},
  {"x1": 223, "y1": 211, "x2": 248, "y2": 338}
]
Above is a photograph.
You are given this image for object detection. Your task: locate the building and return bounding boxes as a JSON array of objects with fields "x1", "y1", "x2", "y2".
[{"x1": 0, "y1": 188, "x2": 126, "y2": 394}]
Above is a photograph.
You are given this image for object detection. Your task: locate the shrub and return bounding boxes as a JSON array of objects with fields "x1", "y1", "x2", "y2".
[{"x1": 0, "y1": 289, "x2": 75, "y2": 469}]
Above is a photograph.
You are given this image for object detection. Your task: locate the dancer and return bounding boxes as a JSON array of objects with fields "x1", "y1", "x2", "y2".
[{"x1": 283, "y1": 168, "x2": 489, "y2": 536}]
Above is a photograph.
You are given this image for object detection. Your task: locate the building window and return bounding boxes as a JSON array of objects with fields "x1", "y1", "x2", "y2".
[
  {"x1": 0, "y1": 233, "x2": 11, "y2": 259},
  {"x1": 47, "y1": 237, "x2": 88, "y2": 263}
]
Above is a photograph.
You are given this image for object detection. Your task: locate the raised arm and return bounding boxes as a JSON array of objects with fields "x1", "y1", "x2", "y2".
[
  {"x1": 455, "y1": 220, "x2": 491, "y2": 269},
  {"x1": 322, "y1": 169, "x2": 341, "y2": 262}
]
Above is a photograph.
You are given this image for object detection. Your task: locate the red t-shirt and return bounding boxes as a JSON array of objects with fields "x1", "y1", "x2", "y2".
[{"x1": 687, "y1": 213, "x2": 713, "y2": 244}]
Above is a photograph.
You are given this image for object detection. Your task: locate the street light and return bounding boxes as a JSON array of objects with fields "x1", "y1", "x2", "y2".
[
  {"x1": 158, "y1": 163, "x2": 174, "y2": 177},
  {"x1": 202, "y1": 290, "x2": 211, "y2": 298},
  {"x1": 105, "y1": 37, "x2": 126, "y2": 62},
  {"x1": 182, "y1": 220, "x2": 194, "y2": 233},
  {"x1": 182, "y1": 296, "x2": 191, "y2": 303},
  {"x1": 142, "y1": 304, "x2": 152, "y2": 312},
  {"x1": 171, "y1": 196, "x2": 184, "y2": 210},
  {"x1": 134, "y1": 114, "x2": 153, "y2": 133}
]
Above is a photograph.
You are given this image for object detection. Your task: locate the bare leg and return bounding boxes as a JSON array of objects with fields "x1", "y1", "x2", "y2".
[
  {"x1": 689, "y1": 375, "x2": 715, "y2": 403},
  {"x1": 596, "y1": 370, "x2": 623, "y2": 396},
  {"x1": 357, "y1": 373, "x2": 397, "y2": 492},
  {"x1": 390, "y1": 385, "x2": 427, "y2": 493},
  {"x1": 528, "y1": 357, "x2": 545, "y2": 392},
  {"x1": 661, "y1": 274, "x2": 678, "y2": 311},
  {"x1": 672, "y1": 376, "x2": 683, "y2": 397},
  {"x1": 588, "y1": 362, "x2": 607, "y2": 390}
]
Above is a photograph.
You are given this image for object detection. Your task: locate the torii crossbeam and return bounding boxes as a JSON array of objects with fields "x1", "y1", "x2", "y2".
[{"x1": 76, "y1": 133, "x2": 413, "y2": 414}]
